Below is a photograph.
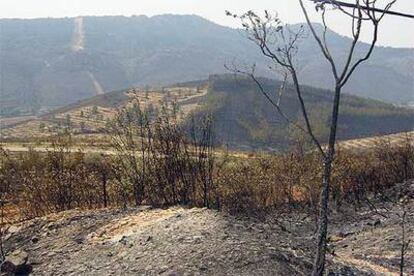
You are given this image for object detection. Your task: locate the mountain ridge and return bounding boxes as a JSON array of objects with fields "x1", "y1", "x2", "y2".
[{"x1": 1, "y1": 14, "x2": 413, "y2": 116}]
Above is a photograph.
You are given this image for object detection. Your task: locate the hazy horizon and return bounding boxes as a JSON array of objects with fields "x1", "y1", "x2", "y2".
[{"x1": 0, "y1": 0, "x2": 413, "y2": 48}]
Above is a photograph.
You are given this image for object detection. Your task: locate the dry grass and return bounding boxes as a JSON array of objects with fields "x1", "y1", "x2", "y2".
[
  {"x1": 1, "y1": 133, "x2": 412, "y2": 222},
  {"x1": 337, "y1": 131, "x2": 414, "y2": 152}
]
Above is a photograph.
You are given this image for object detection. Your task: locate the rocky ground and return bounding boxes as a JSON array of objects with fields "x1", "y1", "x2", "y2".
[{"x1": 2, "y1": 181, "x2": 413, "y2": 276}]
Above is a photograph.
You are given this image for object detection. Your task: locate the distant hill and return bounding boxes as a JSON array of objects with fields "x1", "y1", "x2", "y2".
[
  {"x1": 2, "y1": 75, "x2": 412, "y2": 151},
  {"x1": 198, "y1": 75, "x2": 414, "y2": 151},
  {"x1": 0, "y1": 15, "x2": 413, "y2": 116}
]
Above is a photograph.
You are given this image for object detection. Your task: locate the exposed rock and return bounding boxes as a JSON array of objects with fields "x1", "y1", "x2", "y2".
[
  {"x1": 338, "y1": 231, "x2": 354, "y2": 238},
  {"x1": 328, "y1": 235, "x2": 343, "y2": 243},
  {"x1": 328, "y1": 266, "x2": 359, "y2": 276},
  {"x1": 73, "y1": 236, "x2": 84, "y2": 244},
  {"x1": 1, "y1": 250, "x2": 32, "y2": 275},
  {"x1": 7, "y1": 225, "x2": 21, "y2": 235},
  {"x1": 118, "y1": 235, "x2": 128, "y2": 245}
]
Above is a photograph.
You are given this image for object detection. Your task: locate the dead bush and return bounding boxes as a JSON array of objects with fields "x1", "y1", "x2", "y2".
[{"x1": 1, "y1": 115, "x2": 412, "y2": 220}]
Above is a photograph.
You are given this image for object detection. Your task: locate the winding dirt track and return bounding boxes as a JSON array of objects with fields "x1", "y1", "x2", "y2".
[
  {"x1": 72, "y1": 17, "x2": 104, "y2": 95},
  {"x1": 72, "y1": 17, "x2": 85, "y2": 52},
  {"x1": 87, "y1": 72, "x2": 105, "y2": 95}
]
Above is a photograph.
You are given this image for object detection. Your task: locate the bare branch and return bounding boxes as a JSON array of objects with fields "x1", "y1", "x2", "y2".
[
  {"x1": 313, "y1": 0, "x2": 411, "y2": 18},
  {"x1": 226, "y1": 10, "x2": 326, "y2": 156},
  {"x1": 224, "y1": 63, "x2": 296, "y2": 127},
  {"x1": 298, "y1": 0, "x2": 339, "y2": 81},
  {"x1": 276, "y1": 73, "x2": 288, "y2": 106},
  {"x1": 338, "y1": 2, "x2": 363, "y2": 83},
  {"x1": 340, "y1": 21, "x2": 378, "y2": 86},
  {"x1": 289, "y1": 67, "x2": 326, "y2": 157}
]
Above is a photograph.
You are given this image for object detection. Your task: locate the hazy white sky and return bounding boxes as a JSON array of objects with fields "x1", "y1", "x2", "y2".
[{"x1": 1, "y1": 0, "x2": 413, "y2": 47}]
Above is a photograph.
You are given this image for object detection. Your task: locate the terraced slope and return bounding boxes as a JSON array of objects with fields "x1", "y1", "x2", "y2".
[
  {"x1": 0, "y1": 85, "x2": 207, "y2": 140},
  {"x1": 338, "y1": 131, "x2": 414, "y2": 152}
]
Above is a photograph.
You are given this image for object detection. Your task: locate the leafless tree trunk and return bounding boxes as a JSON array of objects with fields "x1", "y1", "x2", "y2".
[
  {"x1": 0, "y1": 147, "x2": 10, "y2": 262},
  {"x1": 399, "y1": 205, "x2": 411, "y2": 276},
  {"x1": 0, "y1": 199, "x2": 6, "y2": 263},
  {"x1": 227, "y1": 1, "x2": 396, "y2": 274}
]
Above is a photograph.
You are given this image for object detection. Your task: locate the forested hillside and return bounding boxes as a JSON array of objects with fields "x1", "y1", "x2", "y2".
[
  {"x1": 200, "y1": 75, "x2": 414, "y2": 150},
  {"x1": 0, "y1": 15, "x2": 413, "y2": 116}
]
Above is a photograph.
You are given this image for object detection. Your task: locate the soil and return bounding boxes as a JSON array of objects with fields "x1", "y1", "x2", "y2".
[{"x1": 3, "y1": 181, "x2": 413, "y2": 276}]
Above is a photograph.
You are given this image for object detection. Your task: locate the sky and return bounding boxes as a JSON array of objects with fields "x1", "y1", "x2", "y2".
[{"x1": 0, "y1": 0, "x2": 413, "y2": 47}]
